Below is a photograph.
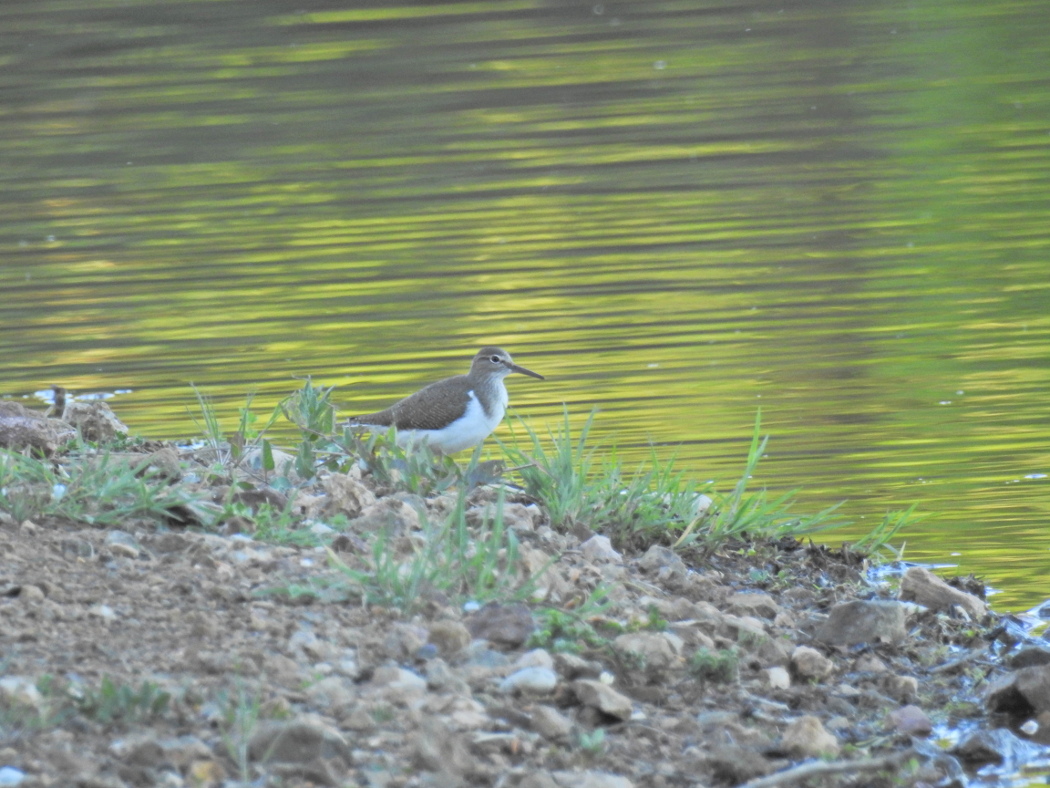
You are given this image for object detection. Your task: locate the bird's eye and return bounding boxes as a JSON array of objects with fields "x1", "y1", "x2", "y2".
[{"x1": 490, "y1": 355, "x2": 501, "y2": 363}]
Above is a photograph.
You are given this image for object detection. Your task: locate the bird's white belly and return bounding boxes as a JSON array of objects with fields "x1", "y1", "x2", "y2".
[{"x1": 397, "y1": 389, "x2": 504, "y2": 454}]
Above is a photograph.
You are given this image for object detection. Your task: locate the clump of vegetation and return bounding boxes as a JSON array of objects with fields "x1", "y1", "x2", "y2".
[
  {"x1": 0, "y1": 447, "x2": 203, "y2": 528},
  {"x1": 501, "y1": 408, "x2": 708, "y2": 548},
  {"x1": 71, "y1": 675, "x2": 170, "y2": 727},
  {"x1": 502, "y1": 408, "x2": 859, "y2": 553},
  {"x1": 325, "y1": 487, "x2": 539, "y2": 613},
  {"x1": 689, "y1": 647, "x2": 740, "y2": 687},
  {"x1": 0, "y1": 674, "x2": 170, "y2": 743},
  {"x1": 527, "y1": 591, "x2": 613, "y2": 654},
  {"x1": 217, "y1": 684, "x2": 269, "y2": 782}
]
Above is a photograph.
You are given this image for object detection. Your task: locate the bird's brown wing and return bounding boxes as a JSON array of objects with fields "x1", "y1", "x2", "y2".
[{"x1": 348, "y1": 377, "x2": 472, "y2": 431}]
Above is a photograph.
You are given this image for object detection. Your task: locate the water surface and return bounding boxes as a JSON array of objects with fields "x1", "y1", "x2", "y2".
[{"x1": 2, "y1": 0, "x2": 1049, "y2": 609}]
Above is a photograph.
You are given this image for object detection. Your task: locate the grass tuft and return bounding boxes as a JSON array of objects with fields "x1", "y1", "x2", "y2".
[
  {"x1": 0, "y1": 449, "x2": 204, "y2": 528},
  {"x1": 72, "y1": 675, "x2": 170, "y2": 727},
  {"x1": 501, "y1": 408, "x2": 706, "y2": 547},
  {"x1": 683, "y1": 412, "x2": 848, "y2": 550},
  {"x1": 326, "y1": 487, "x2": 539, "y2": 612},
  {"x1": 850, "y1": 503, "x2": 922, "y2": 558},
  {"x1": 502, "y1": 408, "x2": 852, "y2": 552}
]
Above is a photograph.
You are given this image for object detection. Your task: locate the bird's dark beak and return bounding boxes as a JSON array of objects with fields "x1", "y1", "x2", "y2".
[{"x1": 509, "y1": 362, "x2": 545, "y2": 380}]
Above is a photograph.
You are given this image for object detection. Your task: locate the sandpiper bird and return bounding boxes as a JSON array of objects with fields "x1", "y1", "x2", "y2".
[{"x1": 346, "y1": 347, "x2": 544, "y2": 454}]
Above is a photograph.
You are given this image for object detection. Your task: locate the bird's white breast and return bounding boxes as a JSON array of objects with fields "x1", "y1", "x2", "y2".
[{"x1": 397, "y1": 386, "x2": 507, "y2": 454}]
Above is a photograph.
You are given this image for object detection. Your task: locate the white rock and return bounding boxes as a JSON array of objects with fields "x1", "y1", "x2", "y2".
[
  {"x1": 499, "y1": 667, "x2": 559, "y2": 695},
  {"x1": 0, "y1": 677, "x2": 43, "y2": 711},
  {"x1": 513, "y1": 648, "x2": 555, "y2": 670},
  {"x1": 580, "y1": 535, "x2": 622, "y2": 564},
  {"x1": 765, "y1": 666, "x2": 791, "y2": 689}
]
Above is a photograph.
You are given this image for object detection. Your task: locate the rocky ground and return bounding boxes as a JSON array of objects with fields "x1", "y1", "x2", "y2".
[{"x1": 2, "y1": 398, "x2": 1050, "y2": 787}]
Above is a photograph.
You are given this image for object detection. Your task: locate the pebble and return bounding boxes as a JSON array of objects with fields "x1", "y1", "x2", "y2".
[
  {"x1": 499, "y1": 667, "x2": 559, "y2": 695},
  {"x1": 791, "y1": 645, "x2": 833, "y2": 680},
  {"x1": 889, "y1": 704, "x2": 933, "y2": 736},
  {"x1": 765, "y1": 666, "x2": 791, "y2": 689},
  {"x1": 573, "y1": 679, "x2": 633, "y2": 720},
  {"x1": 581, "y1": 535, "x2": 622, "y2": 564},
  {"x1": 105, "y1": 530, "x2": 143, "y2": 558},
  {"x1": 781, "y1": 715, "x2": 840, "y2": 758},
  {"x1": 532, "y1": 704, "x2": 574, "y2": 740}
]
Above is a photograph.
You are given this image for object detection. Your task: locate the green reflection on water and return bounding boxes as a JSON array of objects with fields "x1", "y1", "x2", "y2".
[{"x1": 1, "y1": 0, "x2": 1049, "y2": 610}]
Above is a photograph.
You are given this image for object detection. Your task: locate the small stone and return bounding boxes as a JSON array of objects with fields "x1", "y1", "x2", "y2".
[
  {"x1": 143, "y1": 447, "x2": 182, "y2": 479},
  {"x1": 883, "y1": 674, "x2": 919, "y2": 703},
  {"x1": 466, "y1": 602, "x2": 535, "y2": 648},
  {"x1": 816, "y1": 600, "x2": 908, "y2": 646},
  {"x1": 91, "y1": 603, "x2": 118, "y2": 621},
  {"x1": 425, "y1": 659, "x2": 471, "y2": 695},
  {"x1": 1009, "y1": 647, "x2": 1050, "y2": 669},
  {"x1": 573, "y1": 679, "x2": 633, "y2": 721},
  {"x1": 951, "y1": 728, "x2": 1042, "y2": 766},
  {"x1": 532, "y1": 705, "x2": 573, "y2": 741},
  {"x1": 765, "y1": 666, "x2": 791, "y2": 689},
  {"x1": 248, "y1": 719, "x2": 350, "y2": 765},
  {"x1": 0, "y1": 677, "x2": 43, "y2": 711},
  {"x1": 705, "y1": 744, "x2": 776, "y2": 783},
  {"x1": 720, "y1": 613, "x2": 767, "y2": 642},
  {"x1": 343, "y1": 707, "x2": 377, "y2": 732},
  {"x1": 19, "y1": 585, "x2": 45, "y2": 601},
  {"x1": 411, "y1": 718, "x2": 472, "y2": 776},
  {"x1": 900, "y1": 566, "x2": 987, "y2": 618},
  {"x1": 986, "y1": 664, "x2": 1050, "y2": 715},
  {"x1": 612, "y1": 632, "x2": 682, "y2": 679},
  {"x1": 889, "y1": 704, "x2": 933, "y2": 736},
  {"x1": 323, "y1": 472, "x2": 376, "y2": 518},
  {"x1": 502, "y1": 502, "x2": 539, "y2": 531},
  {"x1": 0, "y1": 766, "x2": 25, "y2": 787},
  {"x1": 0, "y1": 401, "x2": 75, "y2": 455},
  {"x1": 781, "y1": 715, "x2": 840, "y2": 758},
  {"x1": 305, "y1": 676, "x2": 356, "y2": 711},
  {"x1": 580, "y1": 535, "x2": 622, "y2": 564},
  {"x1": 854, "y1": 653, "x2": 889, "y2": 673},
  {"x1": 513, "y1": 648, "x2": 555, "y2": 670},
  {"x1": 188, "y1": 760, "x2": 226, "y2": 784},
  {"x1": 727, "y1": 592, "x2": 780, "y2": 620},
  {"x1": 61, "y1": 399, "x2": 128, "y2": 442},
  {"x1": 554, "y1": 652, "x2": 603, "y2": 680},
  {"x1": 369, "y1": 665, "x2": 427, "y2": 701},
  {"x1": 427, "y1": 620, "x2": 472, "y2": 659},
  {"x1": 105, "y1": 530, "x2": 144, "y2": 558},
  {"x1": 499, "y1": 667, "x2": 559, "y2": 695},
  {"x1": 791, "y1": 645, "x2": 833, "y2": 681},
  {"x1": 463, "y1": 642, "x2": 511, "y2": 670},
  {"x1": 638, "y1": 545, "x2": 687, "y2": 576},
  {"x1": 351, "y1": 498, "x2": 420, "y2": 535}
]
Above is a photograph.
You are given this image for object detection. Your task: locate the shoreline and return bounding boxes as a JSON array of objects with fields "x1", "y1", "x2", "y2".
[{"x1": 1, "y1": 395, "x2": 1048, "y2": 786}]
